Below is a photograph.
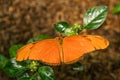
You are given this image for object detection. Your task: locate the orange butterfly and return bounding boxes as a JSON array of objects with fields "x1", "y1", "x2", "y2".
[{"x1": 16, "y1": 35, "x2": 109, "y2": 65}]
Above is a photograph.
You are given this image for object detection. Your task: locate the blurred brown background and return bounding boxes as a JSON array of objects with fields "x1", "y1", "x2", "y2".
[{"x1": 0, "y1": 0, "x2": 120, "y2": 80}]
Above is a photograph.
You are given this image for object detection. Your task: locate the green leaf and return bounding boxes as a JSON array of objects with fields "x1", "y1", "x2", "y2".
[
  {"x1": 30, "y1": 72, "x2": 39, "y2": 80},
  {"x1": 112, "y1": 2, "x2": 120, "y2": 14},
  {"x1": 38, "y1": 66, "x2": 55, "y2": 80},
  {"x1": 9, "y1": 44, "x2": 23, "y2": 58},
  {"x1": 54, "y1": 22, "x2": 70, "y2": 33},
  {"x1": 83, "y1": 6, "x2": 108, "y2": 30},
  {"x1": 18, "y1": 72, "x2": 40, "y2": 80},
  {"x1": 0, "y1": 53, "x2": 8, "y2": 69},
  {"x1": 64, "y1": 28, "x2": 77, "y2": 36},
  {"x1": 18, "y1": 73, "x2": 38, "y2": 80},
  {"x1": 27, "y1": 35, "x2": 51, "y2": 43},
  {"x1": 18, "y1": 77, "x2": 31, "y2": 80},
  {"x1": 18, "y1": 60, "x2": 32, "y2": 68},
  {"x1": 18, "y1": 73, "x2": 31, "y2": 80},
  {"x1": 64, "y1": 23, "x2": 82, "y2": 36},
  {"x1": 3, "y1": 58, "x2": 27, "y2": 78}
]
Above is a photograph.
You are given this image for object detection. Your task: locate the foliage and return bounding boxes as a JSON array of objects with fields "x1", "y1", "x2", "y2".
[
  {"x1": 0, "y1": 53, "x2": 8, "y2": 69},
  {"x1": 54, "y1": 22, "x2": 70, "y2": 33},
  {"x1": 54, "y1": 6, "x2": 108, "y2": 36},
  {"x1": 9, "y1": 44, "x2": 23, "y2": 58},
  {"x1": 112, "y1": 2, "x2": 120, "y2": 14},
  {"x1": 38, "y1": 66, "x2": 55, "y2": 80},
  {"x1": 0, "y1": 35, "x2": 54, "y2": 80},
  {"x1": 27, "y1": 35, "x2": 51, "y2": 43},
  {"x1": 83, "y1": 6, "x2": 108, "y2": 30},
  {"x1": 3, "y1": 58, "x2": 27, "y2": 77},
  {"x1": 0, "y1": 6, "x2": 108, "y2": 80}
]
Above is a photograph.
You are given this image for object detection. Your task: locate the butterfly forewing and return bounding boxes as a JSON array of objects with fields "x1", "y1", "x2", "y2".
[
  {"x1": 16, "y1": 43, "x2": 34, "y2": 61},
  {"x1": 83, "y1": 35, "x2": 109, "y2": 49},
  {"x1": 63, "y1": 35, "x2": 95, "y2": 64},
  {"x1": 29, "y1": 39, "x2": 61, "y2": 65},
  {"x1": 17, "y1": 39, "x2": 61, "y2": 65}
]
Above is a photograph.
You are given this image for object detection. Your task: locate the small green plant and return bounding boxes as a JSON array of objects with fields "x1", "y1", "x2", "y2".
[
  {"x1": 112, "y1": 2, "x2": 120, "y2": 14},
  {"x1": 0, "y1": 6, "x2": 108, "y2": 80}
]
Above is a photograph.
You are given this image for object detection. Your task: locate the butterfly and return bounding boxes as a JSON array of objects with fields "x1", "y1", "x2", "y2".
[{"x1": 16, "y1": 35, "x2": 109, "y2": 65}]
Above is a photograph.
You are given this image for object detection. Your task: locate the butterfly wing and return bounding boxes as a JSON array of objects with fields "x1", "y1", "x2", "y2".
[
  {"x1": 16, "y1": 43, "x2": 34, "y2": 61},
  {"x1": 16, "y1": 39, "x2": 61, "y2": 65},
  {"x1": 83, "y1": 35, "x2": 109, "y2": 49},
  {"x1": 16, "y1": 35, "x2": 109, "y2": 65},
  {"x1": 63, "y1": 35, "x2": 109, "y2": 64}
]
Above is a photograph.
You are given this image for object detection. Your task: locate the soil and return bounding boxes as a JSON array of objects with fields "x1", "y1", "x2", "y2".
[{"x1": 0, "y1": 0, "x2": 120, "y2": 80}]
